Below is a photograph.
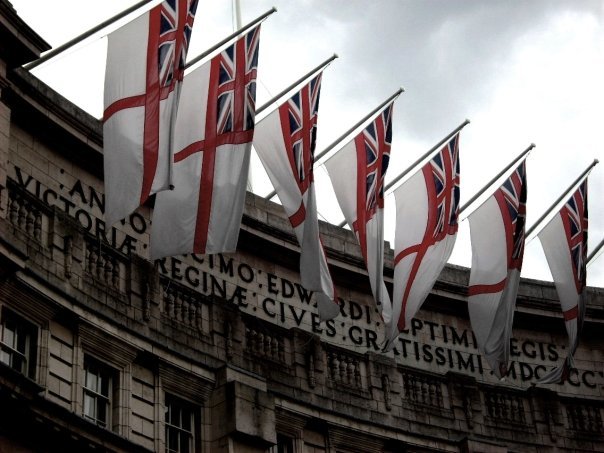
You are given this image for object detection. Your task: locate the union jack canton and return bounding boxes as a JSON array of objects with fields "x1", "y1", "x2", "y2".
[
  {"x1": 158, "y1": 0, "x2": 197, "y2": 89},
  {"x1": 426, "y1": 134, "x2": 461, "y2": 243},
  {"x1": 562, "y1": 180, "x2": 588, "y2": 308},
  {"x1": 284, "y1": 75, "x2": 321, "y2": 190},
  {"x1": 498, "y1": 160, "x2": 527, "y2": 269},
  {"x1": 278, "y1": 74, "x2": 322, "y2": 227},
  {"x1": 352, "y1": 103, "x2": 393, "y2": 260}
]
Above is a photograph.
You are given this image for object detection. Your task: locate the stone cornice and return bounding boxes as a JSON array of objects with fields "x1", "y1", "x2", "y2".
[
  {"x1": 159, "y1": 361, "x2": 214, "y2": 404},
  {"x1": 4, "y1": 67, "x2": 103, "y2": 177},
  {"x1": 79, "y1": 322, "x2": 139, "y2": 368},
  {"x1": 0, "y1": 0, "x2": 49, "y2": 68}
]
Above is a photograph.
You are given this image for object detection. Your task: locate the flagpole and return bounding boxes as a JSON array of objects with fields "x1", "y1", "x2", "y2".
[
  {"x1": 23, "y1": 0, "x2": 156, "y2": 70},
  {"x1": 384, "y1": 119, "x2": 471, "y2": 195},
  {"x1": 587, "y1": 237, "x2": 604, "y2": 266},
  {"x1": 257, "y1": 54, "x2": 338, "y2": 200},
  {"x1": 336, "y1": 119, "x2": 471, "y2": 228},
  {"x1": 264, "y1": 86, "x2": 403, "y2": 201},
  {"x1": 255, "y1": 54, "x2": 338, "y2": 117},
  {"x1": 185, "y1": 7, "x2": 277, "y2": 70},
  {"x1": 315, "y1": 88, "x2": 404, "y2": 163},
  {"x1": 233, "y1": 0, "x2": 243, "y2": 30},
  {"x1": 231, "y1": 0, "x2": 253, "y2": 193},
  {"x1": 525, "y1": 158, "x2": 599, "y2": 239},
  {"x1": 459, "y1": 143, "x2": 535, "y2": 216}
]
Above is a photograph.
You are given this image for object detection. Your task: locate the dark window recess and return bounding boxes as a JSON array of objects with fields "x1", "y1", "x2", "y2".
[
  {"x1": 0, "y1": 309, "x2": 37, "y2": 378},
  {"x1": 83, "y1": 357, "x2": 115, "y2": 429},
  {"x1": 165, "y1": 394, "x2": 196, "y2": 453}
]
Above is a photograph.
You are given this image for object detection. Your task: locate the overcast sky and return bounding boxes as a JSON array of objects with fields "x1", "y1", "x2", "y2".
[{"x1": 10, "y1": 0, "x2": 604, "y2": 287}]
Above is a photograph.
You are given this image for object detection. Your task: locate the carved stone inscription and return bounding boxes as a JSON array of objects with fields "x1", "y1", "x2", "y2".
[{"x1": 8, "y1": 163, "x2": 604, "y2": 394}]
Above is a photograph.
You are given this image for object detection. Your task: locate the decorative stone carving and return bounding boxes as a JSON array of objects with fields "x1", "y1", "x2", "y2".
[
  {"x1": 225, "y1": 320, "x2": 234, "y2": 360},
  {"x1": 462, "y1": 388, "x2": 474, "y2": 429},
  {"x1": 64, "y1": 235, "x2": 73, "y2": 279},
  {"x1": 142, "y1": 280, "x2": 151, "y2": 321},
  {"x1": 382, "y1": 374, "x2": 392, "y2": 411},
  {"x1": 303, "y1": 336, "x2": 320, "y2": 390}
]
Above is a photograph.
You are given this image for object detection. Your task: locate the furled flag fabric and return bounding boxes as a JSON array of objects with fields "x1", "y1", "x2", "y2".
[
  {"x1": 324, "y1": 103, "x2": 395, "y2": 330},
  {"x1": 467, "y1": 161, "x2": 527, "y2": 378},
  {"x1": 538, "y1": 180, "x2": 588, "y2": 384},
  {"x1": 103, "y1": 0, "x2": 198, "y2": 226},
  {"x1": 388, "y1": 134, "x2": 461, "y2": 349},
  {"x1": 253, "y1": 74, "x2": 340, "y2": 321},
  {"x1": 151, "y1": 25, "x2": 261, "y2": 259}
]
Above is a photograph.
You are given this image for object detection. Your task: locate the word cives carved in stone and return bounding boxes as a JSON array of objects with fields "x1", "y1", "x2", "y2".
[{"x1": 8, "y1": 164, "x2": 604, "y2": 391}]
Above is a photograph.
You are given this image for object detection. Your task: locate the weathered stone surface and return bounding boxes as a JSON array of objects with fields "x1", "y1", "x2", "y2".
[{"x1": 1, "y1": 6, "x2": 604, "y2": 452}]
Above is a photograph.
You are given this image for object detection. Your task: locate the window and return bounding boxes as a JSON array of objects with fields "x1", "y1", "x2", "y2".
[
  {"x1": 0, "y1": 309, "x2": 37, "y2": 378},
  {"x1": 83, "y1": 356, "x2": 114, "y2": 428},
  {"x1": 269, "y1": 434, "x2": 295, "y2": 453},
  {"x1": 165, "y1": 394, "x2": 195, "y2": 453}
]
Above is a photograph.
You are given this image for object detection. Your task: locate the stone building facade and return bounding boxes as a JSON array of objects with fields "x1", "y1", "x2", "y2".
[{"x1": 1, "y1": 2, "x2": 603, "y2": 451}]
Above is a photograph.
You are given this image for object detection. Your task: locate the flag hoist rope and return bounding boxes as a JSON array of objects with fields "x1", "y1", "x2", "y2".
[
  {"x1": 263, "y1": 87, "x2": 405, "y2": 201},
  {"x1": 525, "y1": 158, "x2": 599, "y2": 240},
  {"x1": 23, "y1": 0, "x2": 158, "y2": 70}
]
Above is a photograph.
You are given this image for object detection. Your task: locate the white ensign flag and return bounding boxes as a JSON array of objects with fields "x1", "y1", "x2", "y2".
[
  {"x1": 388, "y1": 134, "x2": 461, "y2": 349},
  {"x1": 103, "y1": 0, "x2": 198, "y2": 226},
  {"x1": 254, "y1": 74, "x2": 340, "y2": 321},
  {"x1": 325, "y1": 103, "x2": 395, "y2": 335},
  {"x1": 467, "y1": 161, "x2": 527, "y2": 378},
  {"x1": 151, "y1": 25, "x2": 261, "y2": 259},
  {"x1": 538, "y1": 180, "x2": 588, "y2": 384}
]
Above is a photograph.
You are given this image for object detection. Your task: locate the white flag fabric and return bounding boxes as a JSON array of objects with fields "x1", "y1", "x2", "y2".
[
  {"x1": 388, "y1": 134, "x2": 461, "y2": 349},
  {"x1": 468, "y1": 161, "x2": 527, "y2": 378},
  {"x1": 253, "y1": 74, "x2": 340, "y2": 321},
  {"x1": 151, "y1": 25, "x2": 261, "y2": 259},
  {"x1": 103, "y1": 0, "x2": 198, "y2": 226},
  {"x1": 324, "y1": 103, "x2": 395, "y2": 331},
  {"x1": 538, "y1": 180, "x2": 588, "y2": 384}
]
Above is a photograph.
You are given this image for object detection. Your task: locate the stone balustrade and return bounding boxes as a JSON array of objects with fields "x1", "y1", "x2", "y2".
[{"x1": 3, "y1": 175, "x2": 604, "y2": 451}]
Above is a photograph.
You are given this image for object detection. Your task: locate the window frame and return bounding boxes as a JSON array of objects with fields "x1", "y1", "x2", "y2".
[
  {"x1": 82, "y1": 355, "x2": 117, "y2": 430},
  {"x1": 272, "y1": 433, "x2": 296, "y2": 453},
  {"x1": 164, "y1": 392, "x2": 197, "y2": 453},
  {"x1": 0, "y1": 308, "x2": 38, "y2": 379}
]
